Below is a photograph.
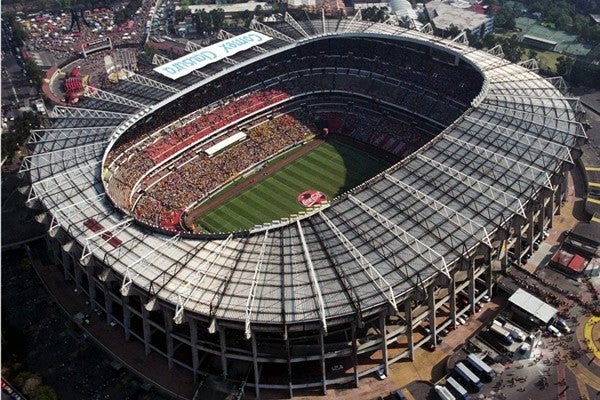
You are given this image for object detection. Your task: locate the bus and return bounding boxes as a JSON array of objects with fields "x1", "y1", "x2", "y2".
[
  {"x1": 434, "y1": 384, "x2": 456, "y2": 400},
  {"x1": 489, "y1": 324, "x2": 514, "y2": 346},
  {"x1": 446, "y1": 376, "x2": 470, "y2": 400},
  {"x1": 454, "y1": 362, "x2": 483, "y2": 392},
  {"x1": 466, "y1": 353, "x2": 495, "y2": 382}
]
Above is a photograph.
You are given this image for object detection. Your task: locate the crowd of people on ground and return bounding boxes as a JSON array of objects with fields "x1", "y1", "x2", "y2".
[{"x1": 18, "y1": 0, "x2": 154, "y2": 59}]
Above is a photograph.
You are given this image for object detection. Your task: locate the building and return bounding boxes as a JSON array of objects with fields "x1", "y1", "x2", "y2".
[
  {"x1": 425, "y1": 0, "x2": 494, "y2": 36},
  {"x1": 22, "y1": 16, "x2": 584, "y2": 398}
]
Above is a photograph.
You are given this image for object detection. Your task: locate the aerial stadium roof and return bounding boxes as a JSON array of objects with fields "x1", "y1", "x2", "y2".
[{"x1": 23, "y1": 18, "x2": 586, "y2": 336}]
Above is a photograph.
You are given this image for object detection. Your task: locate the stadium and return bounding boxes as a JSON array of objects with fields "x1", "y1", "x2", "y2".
[{"x1": 22, "y1": 14, "x2": 587, "y2": 398}]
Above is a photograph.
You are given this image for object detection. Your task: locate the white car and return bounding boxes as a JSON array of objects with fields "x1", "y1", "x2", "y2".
[{"x1": 547, "y1": 325, "x2": 562, "y2": 337}]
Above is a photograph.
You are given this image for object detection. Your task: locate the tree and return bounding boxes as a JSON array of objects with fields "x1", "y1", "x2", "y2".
[
  {"x1": 500, "y1": 34, "x2": 524, "y2": 62},
  {"x1": 556, "y1": 55, "x2": 572, "y2": 75},
  {"x1": 24, "y1": 58, "x2": 44, "y2": 88},
  {"x1": 31, "y1": 385, "x2": 58, "y2": 400},
  {"x1": 447, "y1": 24, "x2": 461, "y2": 38},
  {"x1": 209, "y1": 8, "x2": 225, "y2": 30}
]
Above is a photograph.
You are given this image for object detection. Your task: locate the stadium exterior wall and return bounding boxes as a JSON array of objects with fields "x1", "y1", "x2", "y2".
[{"x1": 37, "y1": 170, "x2": 568, "y2": 396}]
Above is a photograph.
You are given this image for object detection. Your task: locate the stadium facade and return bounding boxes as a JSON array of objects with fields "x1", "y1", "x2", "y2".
[{"x1": 22, "y1": 16, "x2": 586, "y2": 398}]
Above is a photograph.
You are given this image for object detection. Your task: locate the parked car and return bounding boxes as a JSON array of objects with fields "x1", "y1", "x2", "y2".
[
  {"x1": 547, "y1": 325, "x2": 562, "y2": 337},
  {"x1": 555, "y1": 318, "x2": 571, "y2": 334}
]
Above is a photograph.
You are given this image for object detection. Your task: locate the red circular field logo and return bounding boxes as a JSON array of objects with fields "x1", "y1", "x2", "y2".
[{"x1": 298, "y1": 190, "x2": 328, "y2": 207}]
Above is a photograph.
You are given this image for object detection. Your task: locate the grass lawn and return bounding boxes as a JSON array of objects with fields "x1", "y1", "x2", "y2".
[{"x1": 195, "y1": 139, "x2": 393, "y2": 233}]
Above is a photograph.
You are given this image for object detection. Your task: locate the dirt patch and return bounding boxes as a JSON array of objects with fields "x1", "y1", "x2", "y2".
[{"x1": 183, "y1": 138, "x2": 324, "y2": 230}]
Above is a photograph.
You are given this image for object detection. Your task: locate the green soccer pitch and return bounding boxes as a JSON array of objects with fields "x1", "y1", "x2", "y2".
[{"x1": 194, "y1": 139, "x2": 394, "y2": 233}]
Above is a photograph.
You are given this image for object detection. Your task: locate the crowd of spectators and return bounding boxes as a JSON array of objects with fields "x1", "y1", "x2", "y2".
[
  {"x1": 129, "y1": 109, "x2": 316, "y2": 228},
  {"x1": 103, "y1": 35, "x2": 485, "y2": 231},
  {"x1": 17, "y1": 0, "x2": 155, "y2": 60}
]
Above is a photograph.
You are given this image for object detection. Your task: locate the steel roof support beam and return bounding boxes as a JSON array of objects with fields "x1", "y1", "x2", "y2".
[
  {"x1": 186, "y1": 38, "x2": 237, "y2": 65},
  {"x1": 80, "y1": 217, "x2": 134, "y2": 263},
  {"x1": 347, "y1": 195, "x2": 450, "y2": 280},
  {"x1": 463, "y1": 115, "x2": 574, "y2": 166},
  {"x1": 419, "y1": 22, "x2": 433, "y2": 35},
  {"x1": 478, "y1": 103, "x2": 587, "y2": 139},
  {"x1": 451, "y1": 31, "x2": 469, "y2": 45},
  {"x1": 319, "y1": 212, "x2": 398, "y2": 312},
  {"x1": 121, "y1": 234, "x2": 181, "y2": 296},
  {"x1": 28, "y1": 160, "x2": 100, "y2": 199},
  {"x1": 153, "y1": 54, "x2": 210, "y2": 78},
  {"x1": 244, "y1": 231, "x2": 269, "y2": 339},
  {"x1": 296, "y1": 221, "x2": 328, "y2": 333},
  {"x1": 121, "y1": 70, "x2": 179, "y2": 93},
  {"x1": 344, "y1": 10, "x2": 362, "y2": 32},
  {"x1": 20, "y1": 142, "x2": 104, "y2": 173},
  {"x1": 517, "y1": 58, "x2": 539, "y2": 71},
  {"x1": 383, "y1": 173, "x2": 492, "y2": 248},
  {"x1": 49, "y1": 192, "x2": 106, "y2": 233},
  {"x1": 443, "y1": 134, "x2": 553, "y2": 189},
  {"x1": 545, "y1": 76, "x2": 568, "y2": 94},
  {"x1": 284, "y1": 12, "x2": 309, "y2": 38},
  {"x1": 249, "y1": 18, "x2": 295, "y2": 43},
  {"x1": 144, "y1": 241, "x2": 209, "y2": 309},
  {"x1": 174, "y1": 234, "x2": 233, "y2": 325},
  {"x1": 84, "y1": 86, "x2": 147, "y2": 109},
  {"x1": 28, "y1": 126, "x2": 115, "y2": 146},
  {"x1": 418, "y1": 154, "x2": 527, "y2": 219},
  {"x1": 218, "y1": 29, "x2": 267, "y2": 53},
  {"x1": 487, "y1": 44, "x2": 504, "y2": 58},
  {"x1": 50, "y1": 106, "x2": 131, "y2": 119}
]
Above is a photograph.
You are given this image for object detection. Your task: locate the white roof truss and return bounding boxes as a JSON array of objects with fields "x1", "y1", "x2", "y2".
[
  {"x1": 463, "y1": 115, "x2": 574, "y2": 166},
  {"x1": 121, "y1": 69, "x2": 179, "y2": 93},
  {"x1": 249, "y1": 18, "x2": 295, "y2": 43},
  {"x1": 120, "y1": 233, "x2": 181, "y2": 296},
  {"x1": 284, "y1": 12, "x2": 310, "y2": 38},
  {"x1": 418, "y1": 154, "x2": 527, "y2": 218},
  {"x1": 244, "y1": 230, "x2": 269, "y2": 339},
  {"x1": 383, "y1": 173, "x2": 493, "y2": 248},
  {"x1": 174, "y1": 234, "x2": 233, "y2": 324},
  {"x1": 84, "y1": 86, "x2": 147, "y2": 109},
  {"x1": 50, "y1": 106, "x2": 131, "y2": 119},
  {"x1": 80, "y1": 217, "x2": 135, "y2": 262},
  {"x1": 218, "y1": 29, "x2": 267, "y2": 53},
  {"x1": 152, "y1": 53, "x2": 209, "y2": 78},
  {"x1": 348, "y1": 194, "x2": 451, "y2": 280},
  {"x1": 296, "y1": 221, "x2": 327, "y2": 333},
  {"x1": 487, "y1": 44, "x2": 504, "y2": 58},
  {"x1": 319, "y1": 211, "x2": 398, "y2": 312},
  {"x1": 444, "y1": 131, "x2": 556, "y2": 189}
]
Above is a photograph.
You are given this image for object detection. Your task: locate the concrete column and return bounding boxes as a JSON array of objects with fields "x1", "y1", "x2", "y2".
[
  {"x1": 104, "y1": 284, "x2": 113, "y2": 324},
  {"x1": 527, "y1": 204, "x2": 535, "y2": 254},
  {"x1": 380, "y1": 311, "x2": 389, "y2": 375},
  {"x1": 427, "y1": 284, "x2": 436, "y2": 346},
  {"x1": 405, "y1": 300, "x2": 414, "y2": 361},
  {"x1": 469, "y1": 259, "x2": 476, "y2": 315},
  {"x1": 73, "y1": 261, "x2": 83, "y2": 292},
  {"x1": 486, "y1": 262, "x2": 494, "y2": 298},
  {"x1": 164, "y1": 308, "x2": 174, "y2": 369},
  {"x1": 219, "y1": 326, "x2": 228, "y2": 378},
  {"x1": 319, "y1": 329, "x2": 327, "y2": 395},
  {"x1": 449, "y1": 277, "x2": 456, "y2": 327},
  {"x1": 351, "y1": 322, "x2": 359, "y2": 387},
  {"x1": 86, "y1": 264, "x2": 96, "y2": 304},
  {"x1": 251, "y1": 333, "x2": 260, "y2": 398},
  {"x1": 142, "y1": 306, "x2": 152, "y2": 356},
  {"x1": 123, "y1": 296, "x2": 131, "y2": 341},
  {"x1": 62, "y1": 251, "x2": 71, "y2": 279},
  {"x1": 286, "y1": 334, "x2": 293, "y2": 399}
]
